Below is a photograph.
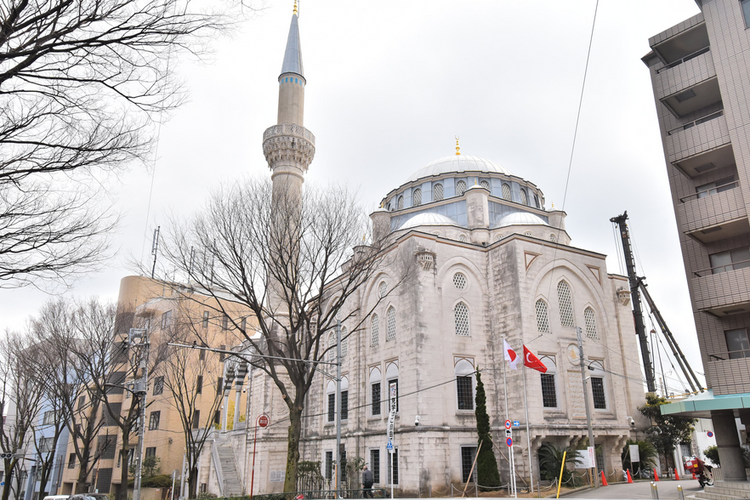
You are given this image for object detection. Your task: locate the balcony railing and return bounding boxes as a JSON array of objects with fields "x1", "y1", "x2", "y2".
[
  {"x1": 694, "y1": 258, "x2": 750, "y2": 277},
  {"x1": 656, "y1": 46, "x2": 710, "y2": 74},
  {"x1": 667, "y1": 110, "x2": 723, "y2": 136},
  {"x1": 679, "y1": 181, "x2": 739, "y2": 203},
  {"x1": 709, "y1": 349, "x2": 750, "y2": 361}
]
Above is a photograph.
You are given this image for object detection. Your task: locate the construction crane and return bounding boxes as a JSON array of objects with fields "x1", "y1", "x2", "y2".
[{"x1": 610, "y1": 211, "x2": 703, "y2": 395}]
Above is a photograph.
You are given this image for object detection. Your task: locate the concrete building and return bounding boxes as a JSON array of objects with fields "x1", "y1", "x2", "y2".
[
  {"x1": 215, "y1": 6, "x2": 650, "y2": 495},
  {"x1": 642, "y1": 0, "x2": 750, "y2": 482}
]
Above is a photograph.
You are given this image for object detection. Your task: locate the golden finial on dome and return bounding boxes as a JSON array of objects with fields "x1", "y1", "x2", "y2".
[
  {"x1": 455, "y1": 136, "x2": 461, "y2": 156},
  {"x1": 293, "y1": 0, "x2": 298, "y2": 15},
  {"x1": 551, "y1": 201, "x2": 555, "y2": 208}
]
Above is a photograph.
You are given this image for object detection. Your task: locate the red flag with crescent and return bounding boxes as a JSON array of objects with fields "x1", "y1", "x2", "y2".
[{"x1": 523, "y1": 345, "x2": 547, "y2": 373}]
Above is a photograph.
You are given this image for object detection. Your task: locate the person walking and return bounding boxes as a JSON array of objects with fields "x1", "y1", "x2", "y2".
[{"x1": 362, "y1": 465, "x2": 374, "y2": 498}]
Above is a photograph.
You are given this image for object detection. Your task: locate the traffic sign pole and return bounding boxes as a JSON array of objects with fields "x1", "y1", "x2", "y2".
[{"x1": 250, "y1": 413, "x2": 270, "y2": 500}]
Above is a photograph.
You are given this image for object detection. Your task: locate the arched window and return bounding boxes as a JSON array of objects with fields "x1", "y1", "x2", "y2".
[
  {"x1": 340, "y1": 376, "x2": 349, "y2": 421},
  {"x1": 378, "y1": 281, "x2": 387, "y2": 298},
  {"x1": 459, "y1": 234, "x2": 468, "y2": 242},
  {"x1": 386, "y1": 362, "x2": 399, "y2": 412},
  {"x1": 412, "y1": 188, "x2": 422, "y2": 206},
  {"x1": 550, "y1": 233, "x2": 557, "y2": 242},
  {"x1": 502, "y1": 183, "x2": 511, "y2": 200},
  {"x1": 455, "y1": 358, "x2": 475, "y2": 410},
  {"x1": 453, "y1": 272, "x2": 467, "y2": 289},
  {"x1": 534, "y1": 194, "x2": 540, "y2": 208},
  {"x1": 371, "y1": 314, "x2": 380, "y2": 346},
  {"x1": 539, "y1": 356, "x2": 557, "y2": 408},
  {"x1": 386, "y1": 306, "x2": 396, "y2": 341},
  {"x1": 535, "y1": 299, "x2": 550, "y2": 333},
  {"x1": 327, "y1": 332, "x2": 336, "y2": 361},
  {"x1": 433, "y1": 183, "x2": 444, "y2": 201},
  {"x1": 520, "y1": 188, "x2": 528, "y2": 205},
  {"x1": 341, "y1": 327, "x2": 348, "y2": 358},
  {"x1": 326, "y1": 380, "x2": 336, "y2": 422},
  {"x1": 456, "y1": 180, "x2": 467, "y2": 196},
  {"x1": 397, "y1": 196, "x2": 404, "y2": 210},
  {"x1": 370, "y1": 367, "x2": 382, "y2": 416},
  {"x1": 584, "y1": 307, "x2": 598, "y2": 339},
  {"x1": 589, "y1": 360, "x2": 607, "y2": 409},
  {"x1": 454, "y1": 302, "x2": 470, "y2": 336},
  {"x1": 480, "y1": 180, "x2": 490, "y2": 191},
  {"x1": 557, "y1": 281, "x2": 575, "y2": 327}
]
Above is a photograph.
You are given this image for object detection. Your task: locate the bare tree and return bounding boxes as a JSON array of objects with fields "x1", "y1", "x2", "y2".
[
  {"x1": 0, "y1": 0, "x2": 234, "y2": 287},
  {"x1": 163, "y1": 179, "x2": 406, "y2": 491}
]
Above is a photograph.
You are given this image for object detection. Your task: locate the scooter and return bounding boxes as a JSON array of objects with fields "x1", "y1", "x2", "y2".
[{"x1": 698, "y1": 465, "x2": 714, "y2": 488}]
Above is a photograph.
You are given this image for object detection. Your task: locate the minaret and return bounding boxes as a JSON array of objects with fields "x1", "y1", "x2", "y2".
[{"x1": 263, "y1": 1, "x2": 315, "y2": 197}]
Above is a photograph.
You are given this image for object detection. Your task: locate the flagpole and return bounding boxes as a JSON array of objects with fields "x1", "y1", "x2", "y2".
[
  {"x1": 522, "y1": 360, "x2": 534, "y2": 497},
  {"x1": 502, "y1": 337, "x2": 517, "y2": 498}
]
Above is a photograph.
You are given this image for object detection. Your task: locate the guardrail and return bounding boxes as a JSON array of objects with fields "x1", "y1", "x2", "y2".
[
  {"x1": 656, "y1": 46, "x2": 710, "y2": 74},
  {"x1": 693, "y1": 258, "x2": 750, "y2": 277},
  {"x1": 668, "y1": 110, "x2": 723, "y2": 136},
  {"x1": 679, "y1": 181, "x2": 739, "y2": 203}
]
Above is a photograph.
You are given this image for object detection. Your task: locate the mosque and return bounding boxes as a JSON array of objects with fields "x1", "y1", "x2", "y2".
[{"x1": 202, "y1": 5, "x2": 648, "y2": 495}]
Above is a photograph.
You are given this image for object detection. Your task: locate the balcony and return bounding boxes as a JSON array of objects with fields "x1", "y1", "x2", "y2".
[
  {"x1": 673, "y1": 142, "x2": 734, "y2": 178},
  {"x1": 653, "y1": 22, "x2": 710, "y2": 65},
  {"x1": 661, "y1": 77, "x2": 722, "y2": 118},
  {"x1": 691, "y1": 265, "x2": 750, "y2": 315},
  {"x1": 653, "y1": 48, "x2": 714, "y2": 102},
  {"x1": 705, "y1": 356, "x2": 750, "y2": 395},
  {"x1": 678, "y1": 184, "x2": 747, "y2": 242},
  {"x1": 666, "y1": 112, "x2": 729, "y2": 169}
]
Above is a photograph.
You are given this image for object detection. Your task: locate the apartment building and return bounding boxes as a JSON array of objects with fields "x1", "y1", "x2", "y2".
[{"x1": 642, "y1": 0, "x2": 750, "y2": 481}]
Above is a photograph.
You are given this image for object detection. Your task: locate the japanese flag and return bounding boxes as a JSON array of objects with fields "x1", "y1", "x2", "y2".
[
  {"x1": 523, "y1": 345, "x2": 548, "y2": 373},
  {"x1": 503, "y1": 339, "x2": 520, "y2": 370}
]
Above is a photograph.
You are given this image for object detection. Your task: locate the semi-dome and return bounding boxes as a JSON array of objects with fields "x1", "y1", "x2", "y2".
[
  {"x1": 406, "y1": 154, "x2": 512, "y2": 183},
  {"x1": 399, "y1": 212, "x2": 458, "y2": 230},
  {"x1": 495, "y1": 212, "x2": 548, "y2": 228}
]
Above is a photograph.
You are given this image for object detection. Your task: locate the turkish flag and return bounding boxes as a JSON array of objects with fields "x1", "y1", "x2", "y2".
[{"x1": 523, "y1": 345, "x2": 547, "y2": 373}]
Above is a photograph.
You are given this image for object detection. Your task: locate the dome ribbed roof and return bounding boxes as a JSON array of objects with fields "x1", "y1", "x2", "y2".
[
  {"x1": 406, "y1": 154, "x2": 511, "y2": 183},
  {"x1": 399, "y1": 213, "x2": 458, "y2": 230},
  {"x1": 495, "y1": 212, "x2": 548, "y2": 228}
]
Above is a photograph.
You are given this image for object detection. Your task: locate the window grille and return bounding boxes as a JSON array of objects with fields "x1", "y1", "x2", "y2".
[
  {"x1": 454, "y1": 302, "x2": 470, "y2": 336},
  {"x1": 480, "y1": 180, "x2": 490, "y2": 191},
  {"x1": 520, "y1": 189, "x2": 528, "y2": 205},
  {"x1": 68, "y1": 453, "x2": 76, "y2": 469},
  {"x1": 591, "y1": 377, "x2": 606, "y2": 409},
  {"x1": 325, "y1": 451, "x2": 333, "y2": 481},
  {"x1": 456, "y1": 376, "x2": 473, "y2": 409},
  {"x1": 153, "y1": 376, "x2": 164, "y2": 396},
  {"x1": 192, "y1": 410, "x2": 200, "y2": 429},
  {"x1": 502, "y1": 183, "x2": 511, "y2": 200},
  {"x1": 584, "y1": 307, "x2": 598, "y2": 339},
  {"x1": 386, "y1": 307, "x2": 396, "y2": 341},
  {"x1": 202, "y1": 311, "x2": 209, "y2": 328},
  {"x1": 557, "y1": 281, "x2": 575, "y2": 327},
  {"x1": 341, "y1": 327, "x2": 348, "y2": 358},
  {"x1": 459, "y1": 234, "x2": 468, "y2": 242},
  {"x1": 370, "y1": 449, "x2": 381, "y2": 483},
  {"x1": 341, "y1": 390, "x2": 348, "y2": 420},
  {"x1": 535, "y1": 300, "x2": 550, "y2": 333},
  {"x1": 461, "y1": 447, "x2": 477, "y2": 483},
  {"x1": 413, "y1": 188, "x2": 422, "y2": 206},
  {"x1": 456, "y1": 180, "x2": 467, "y2": 196},
  {"x1": 371, "y1": 382, "x2": 381, "y2": 416},
  {"x1": 397, "y1": 196, "x2": 404, "y2": 210},
  {"x1": 371, "y1": 314, "x2": 379, "y2": 346},
  {"x1": 433, "y1": 183, "x2": 444, "y2": 201},
  {"x1": 453, "y1": 272, "x2": 467, "y2": 289},
  {"x1": 387, "y1": 448, "x2": 399, "y2": 485},
  {"x1": 148, "y1": 411, "x2": 160, "y2": 430},
  {"x1": 379, "y1": 281, "x2": 387, "y2": 298},
  {"x1": 328, "y1": 333, "x2": 335, "y2": 361},
  {"x1": 534, "y1": 194, "x2": 540, "y2": 208},
  {"x1": 43, "y1": 411, "x2": 54, "y2": 425},
  {"x1": 327, "y1": 393, "x2": 335, "y2": 422},
  {"x1": 541, "y1": 374, "x2": 557, "y2": 408}
]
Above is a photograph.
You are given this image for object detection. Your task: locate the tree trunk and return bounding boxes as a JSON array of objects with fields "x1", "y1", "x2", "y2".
[
  {"x1": 188, "y1": 466, "x2": 198, "y2": 499},
  {"x1": 1, "y1": 459, "x2": 12, "y2": 500},
  {"x1": 117, "y1": 437, "x2": 130, "y2": 500},
  {"x1": 283, "y1": 406, "x2": 303, "y2": 493}
]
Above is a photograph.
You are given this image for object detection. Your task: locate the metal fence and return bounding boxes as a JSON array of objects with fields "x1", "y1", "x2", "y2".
[{"x1": 253, "y1": 488, "x2": 388, "y2": 500}]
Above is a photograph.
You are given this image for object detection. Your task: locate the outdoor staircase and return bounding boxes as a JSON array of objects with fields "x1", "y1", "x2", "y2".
[
  {"x1": 694, "y1": 481, "x2": 750, "y2": 500},
  {"x1": 216, "y1": 442, "x2": 244, "y2": 497}
]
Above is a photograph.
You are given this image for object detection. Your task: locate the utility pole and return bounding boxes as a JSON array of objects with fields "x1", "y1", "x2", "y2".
[
  {"x1": 576, "y1": 327, "x2": 598, "y2": 487},
  {"x1": 130, "y1": 328, "x2": 150, "y2": 500}
]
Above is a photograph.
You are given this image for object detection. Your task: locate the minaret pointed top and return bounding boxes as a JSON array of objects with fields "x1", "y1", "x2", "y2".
[{"x1": 280, "y1": 5, "x2": 304, "y2": 78}]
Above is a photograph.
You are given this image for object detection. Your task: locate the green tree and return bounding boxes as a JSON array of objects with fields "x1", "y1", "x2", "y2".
[
  {"x1": 638, "y1": 394, "x2": 696, "y2": 470},
  {"x1": 703, "y1": 446, "x2": 720, "y2": 466},
  {"x1": 621, "y1": 440, "x2": 658, "y2": 473},
  {"x1": 538, "y1": 443, "x2": 581, "y2": 484},
  {"x1": 474, "y1": 370, "x2": 501, "y2": 489}
]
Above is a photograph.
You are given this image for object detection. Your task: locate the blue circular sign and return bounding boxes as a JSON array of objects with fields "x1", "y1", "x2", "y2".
[
  {"x1": 707, "y1": 431, "x2": 714, "y2": 438},
  {"x1": 506, "y1": 437, "x2": 513, "y2": 447}
]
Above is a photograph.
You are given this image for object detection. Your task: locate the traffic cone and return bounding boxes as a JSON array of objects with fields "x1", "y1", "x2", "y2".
[
  {"x1": 675, "y1": 470, "x2": 680, "y2": 481},
  {"x1": 692, "y1": 472, "x2": 697, "y2": 480},
  {"x1": 654, "y1": 468, "x2": 660, "y2": 481},
  {"x1": 627, "y1": 470, "x2": 633, "y2": 483},
  {"x1": 601, "y1": 470, "x2": 608, "y2": 486}
]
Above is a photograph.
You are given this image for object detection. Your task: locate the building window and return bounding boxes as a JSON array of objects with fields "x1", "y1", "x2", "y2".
[
  {"x1": 589, "y1": 361, "x2": 606, "y2": 409},
  {"x1": 386, "y1": 362, "x2": 399, "y2": 413},
  {"x1": 145, "y1": 447, "x2": 156, "y2": 459},
  {"x1": 222, "y1": 315, "x2": 229, "y2": 330},
  {"x1": 397, "y1": 196, "x2": 404, "y2": 210},
  {"x1": 453, "y1": 272, "x2": 467, "y2": 289},
  {"x1": 535, "y1": 299, "x2": 550, "y2": 333},
  {"x1": 456, "y1": 180, "x2": 467, "y2": 196},
  {"x1": 520, "y1": 188, "x2": 528, "y2": 205},
  {"x1": 328, "y1": 332, "x2": 336, "y2": 361},
  {"x1": 386, "y1": 306, "x2": 396, "y2": 341},
  {"x1": 371, "y1": 314, "x2": 380, "y2": 346},
  {"x1": 214, "y1": 411, "x2": 221, "y2": 426},
  {"x1": 68, "y1": 453, "x2": 76, "y2": 469},
  {"x1": 725, "y1": 328, "x2": 750, "y2": 358},
  {"x1": 742, "y1": 0, "x2": 750, "y2": 27},
  {"x1": 148, "y1": 411, "x2": 160, "y2": 430},
  {"x1": 412, "y1": 188, "x2": 422, "y2": 206},
  {"x1": 98, "y1": 435, "x2": 116, "y2": 459},
  {"x1": 202, "y1": 311, "x2": 209, "y2": 328},
  {"x1": 378, "y1": 281, "x2": 387, "y2": 298},
  {"x1": 241, "y1": 317, "x2": 247, "y2": 331},
  {"x1": 480, "y1": 180, "x2": 490, "y2": 191},
  {"x1": 557, "y1": 280, "x2": 575, "y2": 327},
  {"x1": 43, "y1": 411, "x2": 54, "y2": 425},
  {"x1": 192, "y1": 410, "x2": 200, "y2": 429},
  {"x1": 196, "y1": 375, "x2": 203, "y2": 394},
  {"x1": 219, "y1": 345, "x2": 226, "y2": 362},
  {"x1": 455, "y1": 358, "x2": 475, "y2": 410},
  {"x1": 370, "y1": 449, "x2": 380, "y2": 484},
  {"x1": 96, "y1": 468, "x2": 113, "y2": 494},
  {"x1": 709, "y1": 247, "x2": 750, "y2": 274},
  {"x1": 199, "y1": 349, "x2": 206, "y2": 361},
  {"x1": 325, "y1": 451, "x2": 333, "y2": 481},
  {"x1": 461, "y1": 446, "x2": 477, "y2": 483},
  {"x1": 387, "y1": 448, "x2": 399, "y2": 485},
  {"x1": 340, "y1": 449, "x2": 347, "y2": 482},
  {"x1": 161, "y1": 310, "x2": 172, "y2": 329},
  {"x1": 584, "y1": 307, "x2": 598, "y2": 339},
  {"x1": 454, "y1": 302, "x2": 470, "y2": 336},
  {"x1": 341, "y1": 327, "x2": 348, "y2": 358},
  {"x1": 153, "y1": 376, "x2": 164, "y2": 396},
  {"x1": 501, "y1": 183, "x2": 511, "y2": 200},
  {"x1": 78, "y1": 395, "x2": 85, "y2": 410},
  {"x1": 327, "y1": 381, "x2": 335, "y2": 422},
  {"x1": 539, "y1": 355, "x2": 557, "y2": 408},
  {"x1": 433, "y1": 183, "x2": 444, "y2": 201},
  {"x1": 341, "y1": 390, "x2": 348, "y2": 421},
  {"x1": 534, "y1": 194, "x2": 540, "y2": 208},
  {"x1": 40, "y1": 436, "x2": 55, "y2": 453},
  {"x1": 370, "y1": 367, "x2": 382, "y2": 416},
  {"x1": 217, "y1": 377, "x2": 223, "y2": 395},
  {"x1": 459, "y1": 234, "x2": 468, "y2": 242}
]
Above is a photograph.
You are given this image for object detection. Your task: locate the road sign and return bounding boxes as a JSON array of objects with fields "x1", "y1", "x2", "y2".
[
  {"x1": 386, "y1": 440, "x2": 393, "y2": 451},
  {"x1": 505, "y1": 429, "x2": 512, "y2": 438},
  {"x1": 258, "y1": 414, "x2": 270, "y2": 428},
  {"x1": 513, "y1": 420, "x2": 520, "y2": 427},
  {"x1": 504, "y1": 419, "x2": 511, "y2": 429},
  {"x1": 506, "y1": 437, "x2": 513, "y2": 447},
  {"x1": 707, "y1": 431, "x2": 714, "y2": 438}
]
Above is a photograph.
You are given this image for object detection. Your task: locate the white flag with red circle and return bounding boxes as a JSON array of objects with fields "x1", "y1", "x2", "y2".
[{"x1": 503, "y1": 339, "x2": 520, "y2": 370}]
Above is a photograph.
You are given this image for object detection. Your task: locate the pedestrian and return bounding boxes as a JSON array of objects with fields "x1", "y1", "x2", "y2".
[{"x1": 362, "y1": 465, "x2": 374, "y2": 498}]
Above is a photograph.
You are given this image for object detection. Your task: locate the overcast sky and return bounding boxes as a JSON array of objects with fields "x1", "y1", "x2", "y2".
[{"x1": 2, "y1": 0, "x2": 705, "y2": 391}]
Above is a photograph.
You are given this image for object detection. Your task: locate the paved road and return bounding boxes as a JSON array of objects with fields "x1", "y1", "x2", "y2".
[{"x1": 564, "y1": 479, "x2": 703, "y2": 499}]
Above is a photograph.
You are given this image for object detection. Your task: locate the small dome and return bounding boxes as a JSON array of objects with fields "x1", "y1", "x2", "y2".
[
  {"x1": 406, "y1": 154, "x2": 511, "y2": 183},
  {"x1": 399, "y1": 213, "x2": 458, "y2": 230},
  {"x1": 495, "y1": 212, "x2": 548, "y2": 228}
]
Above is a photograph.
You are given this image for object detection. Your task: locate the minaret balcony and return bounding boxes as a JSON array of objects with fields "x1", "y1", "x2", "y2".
[{"x1": 263, "y1": 124, "x2": 316, "y2": 172}]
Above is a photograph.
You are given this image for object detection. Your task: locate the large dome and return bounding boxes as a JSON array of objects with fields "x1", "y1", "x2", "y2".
[
  {"x1": 406, "y1": 154, "x2": 512, "y2": 183},
  {"x1": 399, "y1": 212, "x2": 458, "y2": 230},
  {"x1": 494, "y1": 212, "x2": 548, "y2": 228}
]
